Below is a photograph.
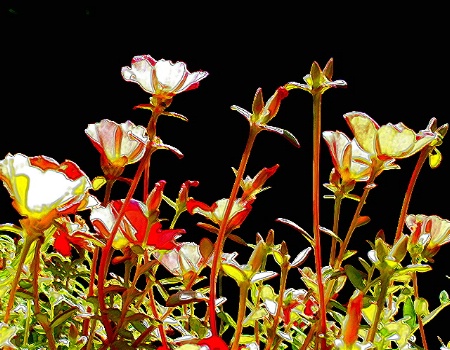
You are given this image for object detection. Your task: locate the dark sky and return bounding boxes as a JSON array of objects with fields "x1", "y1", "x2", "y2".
[{"x1": 2, "y1": 3, "x2": 450, "y2": 347}]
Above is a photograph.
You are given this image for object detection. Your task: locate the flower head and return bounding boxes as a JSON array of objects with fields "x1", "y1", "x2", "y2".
[
  {"x1": 90, "y1": 185, "x2": 185, "y2": 251},
  {"x1": 53, "y1": 215, "x2": 103, "y2": 257},
  {"x1": 344, "y1": 112, "x2": 436, "y2": 162},
  {"x1": 231, "y1": 87, "x2": 299, "y2": 147},
  {"x1": 285, "y1": 58, "x2": 347, "y2": 95},
  {"x1": 405, "y1": 214, "x2": 450, "y2": 261},
  {"x1": 187, "y1": 198, "x2": 251, "y2": 233},
  {"x1": 85, "y1": 119, "x2": 149, "y2": 179},
  {"x1": 323, "y1": 130, "x2": 372, "y2": 184},
  {"x1": 121, "y1": 54, "x2": 208, "y2": 104},
  {"x1": 0, "y1": 153, "x2": 97, "y2": 232},
  {"x1": 156, "y1": 242, "x2": 204, "y2": 277}
]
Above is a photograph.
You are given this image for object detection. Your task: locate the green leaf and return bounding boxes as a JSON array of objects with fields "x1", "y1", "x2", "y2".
[
  {"x1": 275, "y1": 218, "x2": 314, "y2": 247},
  {"x1": 290, "y1": 247, "x2": 312, "y2": 268},
  {"x1": 319, "y1": 226, "x2": 342, "y2": 243},
  {"x1": 0, "y1": 323, "x2": 17, "y2": 348},
  {"x1": 165, "y1": 290, "x2": 208, "y2": 307},
  {"x1": 263, "y1": 125, "x2": 300, "y2": 148},
  {"x1": 36, "y1": 312, "x2": 51, "y2": 328},
  {"x1": 50, "y1": 307, "x2": 78, "y2": 330},
  {"x1": 395, "y1": 264, "x2": 432, "y2": 276},
  {"x1": 344, "y1": 264, "x2": 366, "y2": 291},
  {"x1": 358, "y1": 257, "x2": 372, "y2": 274},
  {"x1": 199, "y1": 237, "x2": 214, "y2": 260},
  {"x1": 221, "y1": 263, "x2": 248, "y2": 285},
  {"x1": 440, "y1": 290, "x2": 450, "y2": 304},
  {"x1": 403, "y1": 296, "x2": 417, "y2": 329},
  {"x1": 162, "y1": 194, "x2": 177, "y2": 209}
]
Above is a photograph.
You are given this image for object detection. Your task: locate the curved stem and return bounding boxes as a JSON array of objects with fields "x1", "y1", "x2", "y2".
[
  {"x1": 394, "y1": 147, "x2": 430, "y2": 243},
  {"x1": 208, "y1": 126, "x2": 260, "y2": 336},
  {"x1": 311, "y1": 93, "x2": 327, "y2": 348}
]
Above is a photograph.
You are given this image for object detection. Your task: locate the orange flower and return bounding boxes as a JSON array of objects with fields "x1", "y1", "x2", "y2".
[{"x1": 342, "y1": 290, "x2": 364, "y2": 346}]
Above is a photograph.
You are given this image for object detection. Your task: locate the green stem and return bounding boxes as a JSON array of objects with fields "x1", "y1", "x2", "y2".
[
  {"x1": 394, "y1": 147, "x2": 430, "y2": 243},
  {"x1": 231, "y1": 281, "x2": 251, "y2": 350},
  {"x1": 208, "y1": 126, "x2": 260, "y2": 336},
  {"x1": 3, "y1": 235, "x2": 37, "y2": 323},
  {"x1": 265, "y1": 260, "x2": 290, "y2": 350},
  {"x1": 334, "y1": 182, "x2": 374, "y2": 269},
  {"x1": 366, "y1": 275, "x2": 389, "y2": 343},
  {"x1": 412, "y1": 258, "x2": 429, "y2": 350},
  {"x1": 83, "y1": 247, "x2": 99, "y2": 337},
  {"x1": 311, "y1": 92, "x2": 327, "y2": 349},
  {"x1": 23, "y1": 300, "x2": 31, "y2": 347}
]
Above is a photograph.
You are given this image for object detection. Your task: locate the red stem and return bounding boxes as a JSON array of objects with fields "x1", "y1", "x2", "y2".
[
  {"x1": 394, "y1": 147, "x2": 430, "y2": 243},
  {"x1": 208, "y1": 127, "x2": 259, "y2": 336},
  {"x1": 96, "y1": 148, "x2": 151, "y2": 341},
  {"x1": 311, "y1": 93, "x2": 327, "y2": 349}
]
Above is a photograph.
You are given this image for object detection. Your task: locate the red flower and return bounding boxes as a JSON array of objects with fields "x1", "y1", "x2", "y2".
[
  {"x1": 91, "y1": 196, "x2": 185, "y2": 251},
  {"x1": 198, "y1": 335, "x2": 229, "y2": 350}
]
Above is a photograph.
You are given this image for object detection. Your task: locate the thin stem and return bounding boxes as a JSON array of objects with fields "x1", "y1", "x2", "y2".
[
  {"x1": 231, "y1": 282, "x2": 251, "y2": 350},
  {"x1": 83, "y1": 247, "x2": 99, "y2": 337},
  {"x1": 394, "y1": 147, "x2": 430, "y2": 243},
  {"x1": 366, "y1": 276, "x2": 389, "y2": 343},
  {"x1": 3, "y1": 235, "x2": 36, "y2": 323},
  {"x1": 265, "y1": 260, "x2": 289, "y2": 350},
  {"x1": 208, "y1": 127, "x2": 260, "y2": 336},
  {"x1": 329, "y1": 194, "x2": 343, "y2": 266},
  {"x1": 311, "y1": 92, "x2": 327, "y2": 348},
  {"x1": 147, "y1": 282, "x2": 169, "y2": 349},
  {"x1": 102, "y1": 179, "x2": 115, "y2": 206},
  {"x1": 413, "y1": 258, "x2": 429, "y2": 350},
  {"x1": 31, "y1": 238, "x2": 57, "y2": 350},
  {"x1": 334, "y1": 182, "x2": 374, "y2": 269},
  {"x1": 96, "y1": 147, "x2": 152, "y2": 340}
]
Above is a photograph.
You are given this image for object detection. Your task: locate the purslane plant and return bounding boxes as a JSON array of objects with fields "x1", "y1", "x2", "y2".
[{"x1": 0, "y1": 54, "x2": 449, "y2": 350}]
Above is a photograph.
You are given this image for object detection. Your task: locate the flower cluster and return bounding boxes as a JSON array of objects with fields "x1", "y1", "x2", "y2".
[{"x1": 0, "y1": 54, "x2": 449, "y2": 350}]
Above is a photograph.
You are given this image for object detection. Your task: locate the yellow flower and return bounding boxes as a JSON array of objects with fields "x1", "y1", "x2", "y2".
[
  {"x1": 0, "y1": 153, "x2": 97, "y2": 231},
  {"x1": 344, "y1": 112, "x2": 436, "y2": 161}
]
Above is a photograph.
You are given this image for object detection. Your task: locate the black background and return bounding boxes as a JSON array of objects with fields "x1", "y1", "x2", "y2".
[{"x1": 2, "y1": 2, "x2": 450, "y2": 348}]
